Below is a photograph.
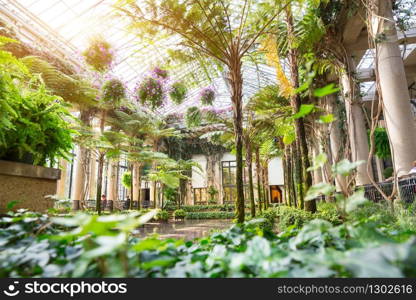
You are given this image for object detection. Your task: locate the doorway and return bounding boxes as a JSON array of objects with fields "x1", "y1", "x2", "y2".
[{"x1": 270, "y1": 185, "x2": 282, "y2": 203}]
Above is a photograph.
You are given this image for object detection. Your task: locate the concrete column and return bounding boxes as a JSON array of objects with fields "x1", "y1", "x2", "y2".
[
  {"x1": 311, "y1": 142, "x2": 323, "y2": 184},
  {"x1": 326, "y1": 94, "x2": 348, "y2": 190},
  {"x1": 132, "y1": 163, "x2": 141, "y2": 205},
  {"x1": 371, "y1": 0, "x2": 416, "y2": 175},
  {"x1": 88, "y1": 155, "x2": 97, "y2": 200},
  {"x1": 340, "y1": 64, "x2": 373, "y2": 185},
  {"x1": 71, "y1": 145, "x2": 87, "y2": 209},
  {"x1": 56, "y1": 158, "x2": 68, "y2": 198},
  {"x1": 106, "y1": 160, "x2": 119, "y2": 210}
]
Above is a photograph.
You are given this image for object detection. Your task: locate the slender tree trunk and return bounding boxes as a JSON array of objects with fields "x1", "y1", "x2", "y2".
[
  {"x1": 245, "y1": 138, "x2": 256, "y2": 217},
  {"x1": 286, "y1": 8, "x2": 316, "y2": 212},
  {"x1": 96, "y1": 153, "x2": 104, "y2": 215},
  {"x1": 95, "y1": 110, "x2": 106, "y2": 215},
  {"x1": 255, "y1": 147, "x2": 263, "y2": 212},
  {"x1": 228, "y1": 44, "x2": 245, "y2": 223}
]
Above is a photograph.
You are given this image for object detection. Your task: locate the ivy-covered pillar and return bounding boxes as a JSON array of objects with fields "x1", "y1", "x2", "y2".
[
  {"x1": 326, "y1": 94, "x2": 348, "y2": 190},
  {"x1": 71, "y1": 145, "x2": 88, "y2": 210},
  {"x1": 106, "y1": 160, "x2": 119, "y2": 211},
  {"x1": 340, "y1": 58, "x2": 373, "y2": 186},
  {"x1": 88, "y1": 155, "x2": 97, "y2": 200},
  {"x1": 132, "y1": 163, "x2": 141, "y2": 209},
  {"x1": 370, "y1": 0, "x2": 416, "y2": 176}
]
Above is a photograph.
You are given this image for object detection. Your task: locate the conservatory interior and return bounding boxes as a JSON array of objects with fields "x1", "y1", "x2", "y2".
[{"x1": 1, "y1": 0, "x2": 416, "y2": 278}]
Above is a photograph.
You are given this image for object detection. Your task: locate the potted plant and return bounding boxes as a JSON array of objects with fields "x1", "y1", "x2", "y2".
[
  {"x1": 136, "y1": 76, "x2": 165, "y2": 109},
  {"x1": 199, "y1": 87, "x2": 215, "y2": 106},
  {"x1": 169, "y1": 81, "x2": 187, "y2": 105}
]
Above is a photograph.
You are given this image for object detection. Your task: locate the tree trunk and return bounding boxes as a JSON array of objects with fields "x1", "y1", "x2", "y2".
[
  {"x1": 72, "y1": 110, "x2": 91, "y2": 210},
  {"x1": 245, "y1": 139, "x2": 256, "y2": 217},
  {"x1": 255, "y1": 147, "x2": 263, "y2": 212},
  {"x1": 96, "y1": 153, "x2": 104, "y2": 215},
  {"x1": 228, "y1": 43, "x2": 245, "y2": 223},
  {"x1": 286, "y1": 8, "x2": 315, "y2": 212}
]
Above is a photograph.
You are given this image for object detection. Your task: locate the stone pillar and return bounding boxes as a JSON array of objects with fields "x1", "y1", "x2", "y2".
[
  {"x1": 340, "y1": 61, "x2": 373, "y2": 185},
  {"x1": 88, "y1": 155, "x2": 97, "y2": 200},
  {"x1": 326, "y1": 94, "x2": 348, "y2": 190},
  {"x1": 371, "y1": 0, "x2": 416, "y2": 176},
  {"x1": 106, "y1": 160, "x2": 119, "y2": 211},
  {"x1": 56, "y1": 158, "x2": 68, "y2": 198},
  {"x1": 311, "y1": 142, "x2": 323, "y2": 184},
  {"x1": 132, "y1": 163, "x2": 141, "y2": 207},
  {"x1": 71, "y1": 145, "x2": 87, "y2": 210}
]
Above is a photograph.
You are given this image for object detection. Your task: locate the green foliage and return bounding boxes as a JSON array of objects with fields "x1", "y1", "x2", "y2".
[
  {"x1": 156, "y1": 210, "x2": 169, "y2": 221},
  {"x1": 181, "y1": 204, "x2": 234, "y2": 212},
  {"x1": 169, "y1": 81, "x2": 187, "y2": 105},
  {"x1": 102, "y1": 78, "x2": 126, "y2": 106},
  {"x1": 383, "y1": 167, "x2": 394, "y2": 179},
  {"x1": 3, "y1": 206, "x2": 416, "y2": 278},
  {"x1": 185, "y1": 106, "x2": 202, "y2": 128},
  {"x1": 173, "y1": 209, "x2": 186, "y2": 219},
  {"x1": 0, "y1": 42, "x2": 74, "y2": 165},
  {"x1": 121, "y1": 171, "x2": 132, "y2": 189},
  {"x1": 82, "y1": 37, "x2": 114, "y2": 73},
  {"x1": 185, "y1": 212, "x2": 234, "y2": 220},
  {"x1": 0, "y1": 79, "x2": 74, "y2": 165},
  {"x1": 207, "y1": 186, "x2": 218, "y2": 203},
  {"x1": 369, "y1": 127, "x2": 391, "y2": 159}
]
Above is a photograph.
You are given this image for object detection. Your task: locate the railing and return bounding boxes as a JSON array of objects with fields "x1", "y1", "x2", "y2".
[{"x1": 362, "y1": 176, "x2": 416, "y2": 204}]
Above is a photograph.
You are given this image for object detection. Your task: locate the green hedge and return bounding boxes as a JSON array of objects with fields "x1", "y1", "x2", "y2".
[
  {"x1": 181, "y1": 205, "x2": 235, "y2": 212},
  {"x1": 185, "y1": 211, "x2": 234, "y2": 219},
  {"x1": 256, "y1": 203, "x2": 342, "y2": 232}
]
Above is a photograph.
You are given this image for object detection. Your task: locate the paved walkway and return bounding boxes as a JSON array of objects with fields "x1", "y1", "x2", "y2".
[{"x1": 136, "y1": 219, "x2": 232, "y2": 240}]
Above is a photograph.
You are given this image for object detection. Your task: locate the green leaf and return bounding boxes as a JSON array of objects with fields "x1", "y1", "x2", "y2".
[
  {"x1": 313, "y1": 84, "x2": 340, "y2": 97},
  {"x1": 307, "y1": 153, "x2": 327, "y2": 171},
  {"x1": 305, "y1": 183, "x2": 336, "y2": 201},
  {"x1": 293, "y1": 104, "x2": 315, "y2": 119},
  {"x1": 318, "y1": 114, "x2": 335, "y2": 124},
  {"x1": 332, "y1": 159, "x2": 366, "y2": 176},
  {"x1": 345, "y1": 189, "x2": 369, "y2": 213}
]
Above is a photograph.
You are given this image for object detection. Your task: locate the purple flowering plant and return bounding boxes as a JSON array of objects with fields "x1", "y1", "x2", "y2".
[
  {"x1": 82, "y1": 38, "x2": 114, "y2": 73},
  {"x1": 151, "y1": 67, "x2": 168, "y2": 79},
  {"x1": 199, "y1": 87, "x2": 216, "y2": 105},
  {"x1": 135, "y1": 76, "x2": 166, "y2": 109}
]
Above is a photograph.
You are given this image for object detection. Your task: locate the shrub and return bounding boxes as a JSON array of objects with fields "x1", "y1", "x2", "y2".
[
  {"x1": 173, "y1": 209, "x2": 186, "y2": 219},
  {"x1": 155, "y1": 210, "x2": 169, "y2": 221},
  {"x1": 185, "y1": 211, "x2": 234, "y2": 219}
]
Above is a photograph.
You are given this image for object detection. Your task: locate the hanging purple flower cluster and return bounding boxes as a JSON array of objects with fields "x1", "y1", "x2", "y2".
[
  {"x1": 151, "y1": 67, "x2": 168, "y2": 79},
  {"x1": 135, "y1": 76, "x2": 166, "y2": 110},
  {"x1": 82, "y1": 38, "x2": 114, "y2": 73},
  {"x1": 199, "y1": 87, "x2": 216, "y2": 105}
]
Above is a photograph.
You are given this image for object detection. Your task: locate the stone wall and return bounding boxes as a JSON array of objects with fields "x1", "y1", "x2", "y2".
[{"x1": 0, "y1": 160, "x2": 61, "y2": 212}]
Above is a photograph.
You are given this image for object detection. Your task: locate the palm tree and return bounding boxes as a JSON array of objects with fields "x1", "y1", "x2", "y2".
[{"x1": 115, "y1": 0, "x2": 290, "y2": 222}]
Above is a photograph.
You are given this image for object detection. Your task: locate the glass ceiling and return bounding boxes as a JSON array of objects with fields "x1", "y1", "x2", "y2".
[
  {"x1": 1, "y1": 0, "x2": 277, "y2": 115},
  {"x1": 1, "y1": 0, "x2": 415, "y2": 114}
]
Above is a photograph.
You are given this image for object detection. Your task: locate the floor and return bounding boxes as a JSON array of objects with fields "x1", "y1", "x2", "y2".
[{"x1": 136, "y1": 219, "x2": 233, "y2": 240}]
